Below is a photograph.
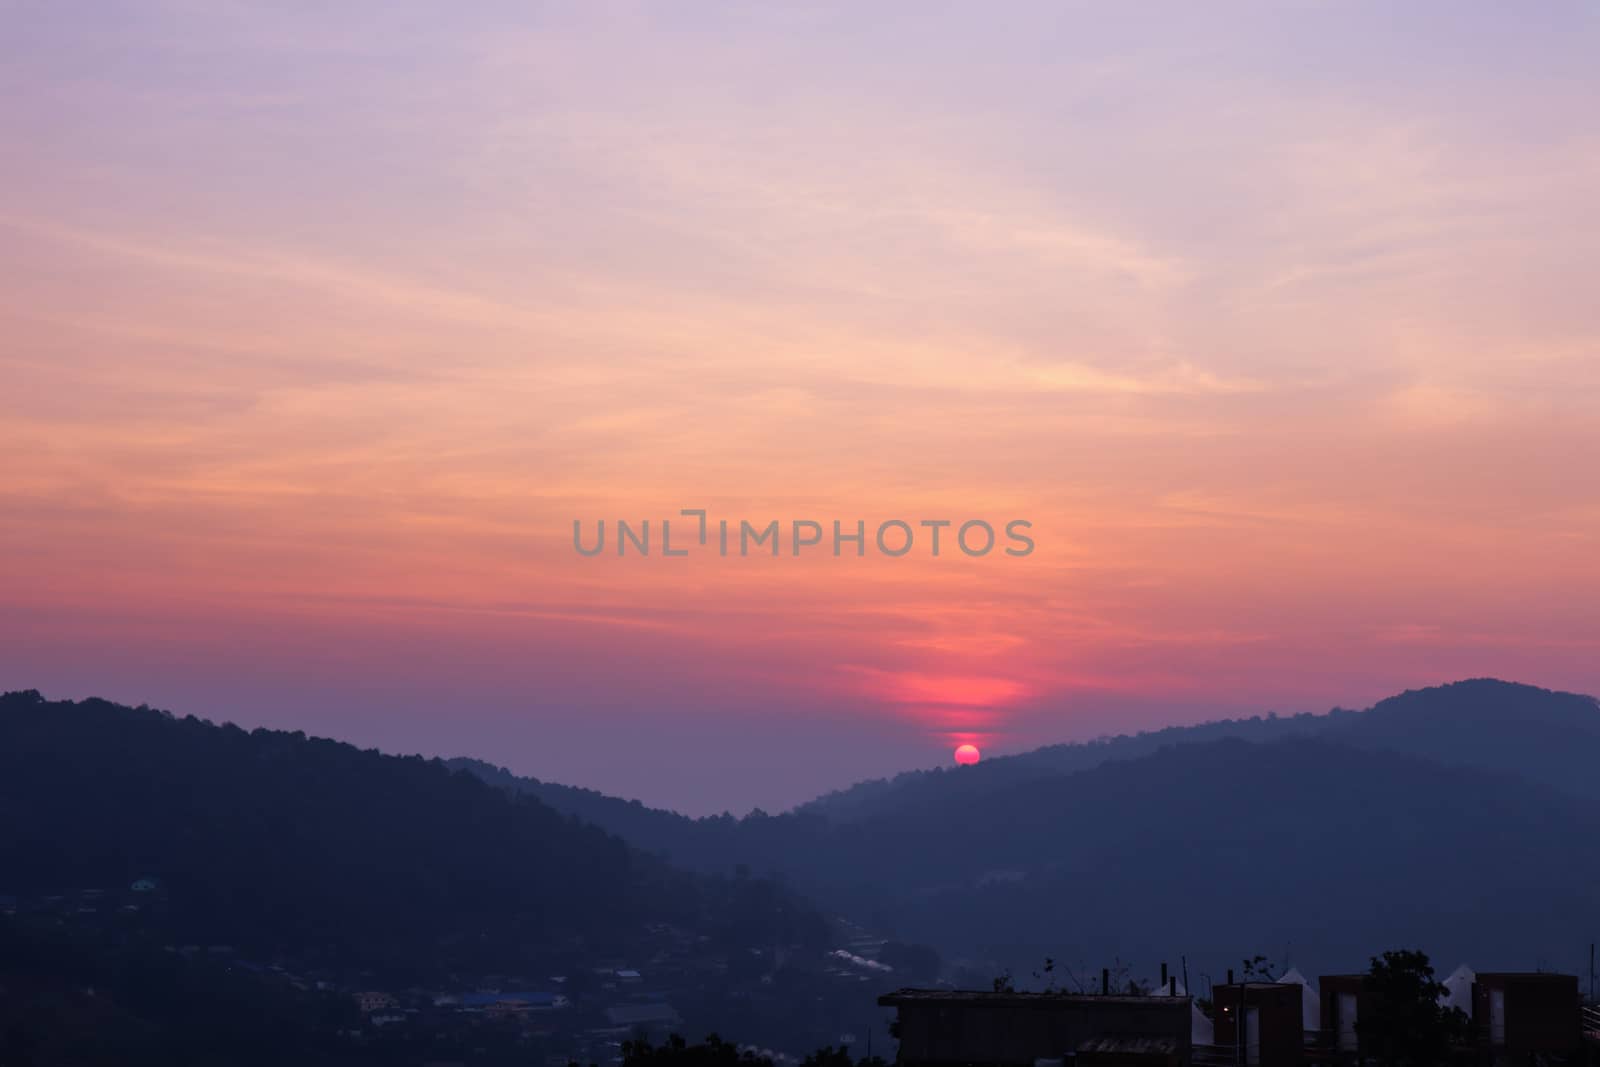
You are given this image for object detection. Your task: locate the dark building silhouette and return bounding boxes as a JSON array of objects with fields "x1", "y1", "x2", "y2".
[
  {"x1": 1210, "y1": 982, "x2": 1302, "y2": 1066},
  {"x1": 878, "y1": 989, "x2": 1191, "y2": 1067},
  {"x1": 1471, "y1": 973, "x2": 1581, "y2": 1061},
  {"x1": 1316, "y1": 975, "x2": 1366, "y2": 1054},
  {"x1": 1319, "y1": 968, "x2": 1585, "y2": 1063}
]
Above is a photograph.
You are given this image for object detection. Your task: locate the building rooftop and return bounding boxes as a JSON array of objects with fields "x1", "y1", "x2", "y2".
[
  {"x1": 878, "y1": 988, "x2": 1189, "y2": 1008},
  {"x1": 459, "y1": 991, "x2": 559, "y2": 1008},
  {"x1": 605, "y1": 1003, "x2": 680, "y2": 1027},
  {"x1": 1077, "y1": 1037, "x2": 1181, "y2": 1055}
]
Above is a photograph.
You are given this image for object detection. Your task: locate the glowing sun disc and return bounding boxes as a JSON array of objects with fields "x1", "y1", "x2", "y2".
[{"x1": 953, "y1": 743, "x2": 981, "y2": 766}]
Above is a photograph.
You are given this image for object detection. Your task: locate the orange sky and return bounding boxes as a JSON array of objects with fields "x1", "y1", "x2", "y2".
[{"x1": 2, "y1": 3, "x2": 1598, "y2": 812}]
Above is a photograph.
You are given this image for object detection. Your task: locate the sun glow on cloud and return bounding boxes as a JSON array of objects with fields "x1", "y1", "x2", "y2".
[{"x1": 2, "y1": 2, "x2": 1599, "y2": 812}]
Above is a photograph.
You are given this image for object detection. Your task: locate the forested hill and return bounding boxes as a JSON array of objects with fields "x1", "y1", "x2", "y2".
[
  {"x1": 452, "y1": 679, "x2": 1600, "y2": 978},
  {"x1": 797, "y1": 678, "x2": 1600, "y2": 820},
  {"x1": 447, "y1": 757, "x2": 763, "y2": 864},
  {"x1": 455, "y1": 679, "x2": 1600, "y2": 876},
  {"x1": 454, "y1": 758, "x2": 712, "y2": 842},
  {"x1": 0, "y1": 690, "x2": 829, "y2": 983},
  {"x1": 459, "y1": 681, "x2": 1600, "y2": 842},
  {"x1": 794, "y1": 707, "x2": 1335, "y2": 821}
]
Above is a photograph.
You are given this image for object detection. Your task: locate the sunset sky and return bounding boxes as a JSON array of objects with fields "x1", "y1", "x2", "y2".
[{"x1": 3, "y1": 2, "x2": 1598, "y2": 813}]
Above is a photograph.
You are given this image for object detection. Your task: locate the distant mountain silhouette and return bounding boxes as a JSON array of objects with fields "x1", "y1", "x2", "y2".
[
  {"x1": 1317, "y1": 679, "x2": 1600, "y2": 801},
  {"x1": 0, "y1": 690, "x2": 829, "y2": 983},
  {"x1": 454, "y1": 757, "x2": 718, "y2": 859},
  {"x1": 797, "y1": 680, "x2": 1599, "y2": 820},
  {"x1": 456, "y1": 680, "x2": 1600, "y2": 978},
  {"x1": 2, "y1": 690, "x2": 931, "y2": 1062},
  {"x1": 11, "y1": 678, "x2": 1595, "y2": 1026},
  {"x1": 807, "y1": 735, "x2": 1600, "y2": 977}
]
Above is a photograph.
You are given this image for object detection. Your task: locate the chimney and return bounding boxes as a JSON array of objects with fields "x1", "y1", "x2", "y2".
[
  {"x1": 1161, "y1": 963, "x2": 1169, "y2": 987},
  {"x1": 1102, "y1": 968, "x2": 1109, "y2": 996}
]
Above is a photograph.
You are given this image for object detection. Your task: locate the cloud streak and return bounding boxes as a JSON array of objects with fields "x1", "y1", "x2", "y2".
[{"x1": 2, "y1": 1, "x2": 1598, "y2": 812}]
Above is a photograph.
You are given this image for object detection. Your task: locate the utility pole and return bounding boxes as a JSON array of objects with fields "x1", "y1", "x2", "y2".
[
  {"x1": 1225, "y1": 970, "x2": 1238, "y2": 1065},
  {"x1": 1238, "y1": 981, "x2": 1248, "y2": 1067}
]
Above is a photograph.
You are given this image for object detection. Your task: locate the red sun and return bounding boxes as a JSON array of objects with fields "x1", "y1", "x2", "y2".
[{"x1": 953, "y1": 743, "x2": 981, "y2": 766}]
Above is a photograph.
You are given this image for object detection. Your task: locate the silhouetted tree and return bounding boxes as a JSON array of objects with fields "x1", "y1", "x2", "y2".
[
  {"x1": 1357, "y1": 949, "x2": 1467, "y2": 1065},
  {"x1": 801, "y1": 1045, "x2": 888, "y2": 1067},
  {"x1": 1241, "y1": 955, "x2": 1279, "y2": 981},
  {"x1": 619, "y1": 1034, "x2": 770, "y2": 1067},
  {"x1": 614, "y1": 1036, "x2": 887, "y2": 1067}
]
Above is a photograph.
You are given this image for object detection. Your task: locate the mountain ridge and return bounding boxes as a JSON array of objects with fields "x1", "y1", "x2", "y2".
[
  {"x1": 0, "y1": 690, "x2": 830, "y2": 978},
  {"x1": 455, "y1": 678, "x2": 1599, "y2": 835},
  {"x1": 797, "y1": 679, "x2": 1599, "y2": 820},
  {"x1": 451, "y1": 679, "x2": 1600, "y2": 979},
  {"x1": 0, "y1": 689, "x2": 921, "y2": 1061}
]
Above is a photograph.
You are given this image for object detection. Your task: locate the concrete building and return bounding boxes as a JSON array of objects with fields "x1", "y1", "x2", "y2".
[
  {"x1": 354, "y1": 991, "x2": 399, "y2": 1014},
  {"x1": 1471, "y1": 973, "x2": 1581, "y2": 1061},
  {"x1": 1210, "y1": 982, "x2": 1302, "y2": 1066},
  {"x1": 1319, "y1": 968, "x2": 1582, "y2": 1062},
  {"x1": 1316, "y1": 975, "x2": 1365, "y2": 1054},
  {"x1": 603, "y1": 1001, "x2": 682, "y2": 1040},
  {"x1": 878, "y1": 989, "x2": 1192, "y2": 1067}
]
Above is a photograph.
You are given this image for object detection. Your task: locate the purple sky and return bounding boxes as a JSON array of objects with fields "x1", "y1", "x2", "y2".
[{"x1": 3, "y1": 2, "x2": 1598, "y2": 813}]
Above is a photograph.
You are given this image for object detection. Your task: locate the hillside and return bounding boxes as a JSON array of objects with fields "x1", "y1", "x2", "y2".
[
  {"x1": 1318, "y1": 680, "x2": 1600, "y2": 801},
  {"x1": 805, "y1": 735, "x2": 1600, "y2": 977},
  {"x1": 0, "y1": 690, "x2": 732, "y2": 976},
  {"x1": 794, "y1": 709, "x2": 1334, "y2": 822},
  {"x1": 0, "y1": 914, "x2": 372, "y2": 1067},
  {"x1": 0, "y1": 690, "x2": 900, "y2": 1062},
  {"x1": 457, "y1": 680, "x2": 1600, "y2": 978},
  {"x1": 451, "y1": 757, "x2": 724, "y2": 862},
  {"x1": 798, "y1": 680, "x2": 1599, "y2": 821}
]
